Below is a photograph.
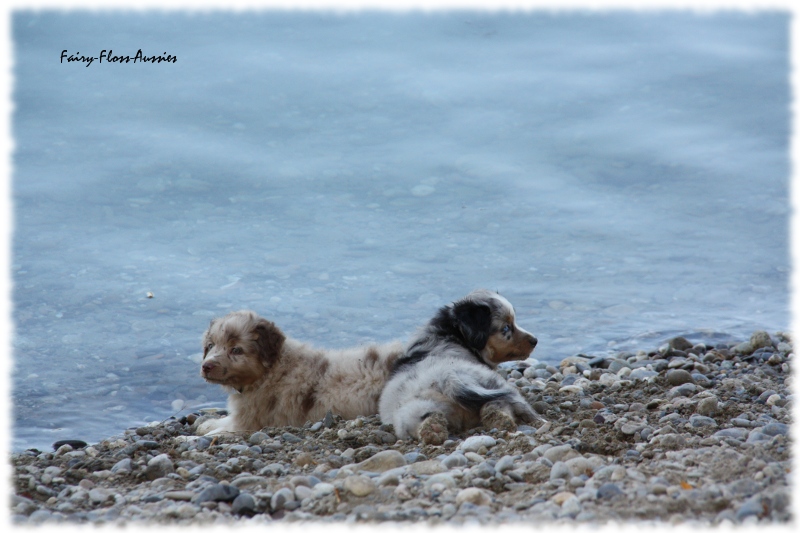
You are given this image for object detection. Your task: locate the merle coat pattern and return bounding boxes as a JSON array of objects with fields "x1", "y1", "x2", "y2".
[{"x1": 379, "y1": 290, "x2": 542, "y2": 444}]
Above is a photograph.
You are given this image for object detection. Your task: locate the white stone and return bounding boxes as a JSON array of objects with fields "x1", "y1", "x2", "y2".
[
  {"x1": 88, "y1": 488, "x2": 113, "y2": 504},
  {"x1": 344, "y1": 475, "x2": 376, "y2": 497},
  {"x1": 560, "y1": 495, "x2": 582, "y2": 517},
  {"x1": 599, "y1": 373, "x2": 618, "y2": 385},
  {"x1": 458, "y1": 435, "x2": 497, "y2": 453},
  {"x1": 766, "y1": 394, "x2": 782, "y2": 406},
  {"x1": 355, "y1": 450, "x2": 406, "y2": 472},
  {"x1": 312, "y1": 483, "x2": 335, "y2": 497},
  {"x1": 455, "y1": 487, "x2": 492, "y2": 506}
]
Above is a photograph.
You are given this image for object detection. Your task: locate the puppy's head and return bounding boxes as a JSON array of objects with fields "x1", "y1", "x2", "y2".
[
  {"x1": 200, "y1": 310, "x2": 286, "y2": 390},
  {"x1": 450, "y1": 289, "x2": 537, "y2": 367}
]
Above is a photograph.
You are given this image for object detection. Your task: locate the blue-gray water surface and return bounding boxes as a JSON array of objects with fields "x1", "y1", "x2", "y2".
[{"x1": 11, "y1": 11, "x2": 789, "y2": 452}]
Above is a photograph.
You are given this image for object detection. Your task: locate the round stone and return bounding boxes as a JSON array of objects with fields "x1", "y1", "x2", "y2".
[
  {"x1": 111, "y1": 458, "x2": 132, "y2": 474},
  {"x1": 282, "y1": 432, "x2": 302, "y2": 443},
  {"x1": 294, "y1": 485, "x2": 313, "y2": 500},
  {"x1": 597, "y1": 483, "x2": 624, "y2": 499},
  {"x1": 270, "y1": 487, "x2": 295, "y2": 511},
  {"x1": 170, "y1": 503, "x2": 198, "y2": 519},
  {"x1": 355, "y1": 450, "x2": 406, "y2": 472},
  {"x1": 551, "y1": 491, "x2": 576, "y2": 505},
  {"x1": 666, "y1": 369, "x2": 695, "y2": 386},
  {"x1": 145, "y1": 454, "x2": 174, "y2": 480},
  {"x1": 564, "y1": 456, "x2": 592, "y2": 477},
  {"x1": 194, "y1": 483, "x2": 240, "y2": 504},
  {"x1": 88, "y1": 488, "x2": 113, "y2": 504},
  {"x1": 549, "y1": 461, "x2": 571, "y2": 482},
  {"x1": 736, "y1": 496, "x2": 766, "y2": 521},
  {"x1": 765, "y1": 394, "x2": 782, "y2": 407},
  {"x1": 620, "y1": 422, "x2": 646, "y2": 435},
  {"x1": 312, "y1": 483, "x2": 335, "y2": 497},
  {"x1": 607, "y1": 359, "x2": 631, "y2": 373},
  {"x1": 652, "y1": 433, "x2": 686, "y2": 450},
  {"x1": 668, "y1": 337, "x2": 694, "y2": 352},
  {"x1": 231, "y1": 493, "x2": 257, "y2": 516},
  {"x1": 696, "y1": 396, "x2": 718, "y2": 416},
  {"x1": 248, "y1": 432, "x2": 268, "y2": 445},
  {"x1": 424, "y1": 473, "x2": 456, "y2": 490},
  {"x1": 408, "y1": 460, "x2": 446, "y2": 475},
  {"x1": 560, "y1": 495, "x2": 582, "y2": 517},
  {"x1": 464, "y1": 452, "x2": 484, "y2": 463},
  {"x1": 629, "y1": 368, "x2": 658, "y2": 381},
  {"x1": 749, "y1": 331, "x2": 773, "y2": 351},
  {"x1": 761, "y1": 423, "x2": 789, "y2": 436},
  {"x1": 543, "y1": 444, "x2": 580, "y2": 463},
  {"x1": 598, "y1": 373, "x2": 619, "y2": 385},
  {"x1": 344, "y1": 474, "x2": 376, "y2": 497},
  {"x1": 294, "y1": 452, "x2": 314, "y2": 467},
  {"x1": 455, "y1": 487, "x2": 492, "y2": 507},
  {"x1": 670, "y1": 383, "x2": 697, "y2": 397},
  {"x1": 714, "y1": 428, "x2": 749, "y2": 440},
  {"x1": 494, "y1": 455, "x2": 515, "y2": 474},
  {"x1": 442, "y1": 453, "x2": 468, "y2": 469},
  {"x1": 690, "y1": 415, "x2": 718, "y2": 428},
  {"x1": 231, "y1": 476, "x2": 268, "y2": 489},
  {"x1": 458, "y1": 436, "x2": 497, "y2": 453},
  {"x1": 692, "y1": 374, "x2": 712, "y2": 387}
]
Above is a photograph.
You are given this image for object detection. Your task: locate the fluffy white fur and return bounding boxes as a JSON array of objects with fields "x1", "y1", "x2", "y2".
[
  {"x1": 379, "y1": 289, "x2": 542, "y2": 444},
  {"x1": 197, "y1": 310, "x2": 403, "y2": 436}
]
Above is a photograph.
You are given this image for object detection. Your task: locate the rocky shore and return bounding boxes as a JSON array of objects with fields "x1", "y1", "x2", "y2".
[{"x1": 10, "y1": 331, "x2": 793, "y2": 525}]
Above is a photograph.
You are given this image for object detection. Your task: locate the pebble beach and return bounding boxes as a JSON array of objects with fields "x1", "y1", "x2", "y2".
[{"x1": 10, "y1": 330, "x2": 793, "y2": 526}]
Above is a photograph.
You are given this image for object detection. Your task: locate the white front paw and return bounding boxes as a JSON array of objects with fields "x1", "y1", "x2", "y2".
[{"x1": 196, "y1": 416, "x2": 231, "y2": 435}]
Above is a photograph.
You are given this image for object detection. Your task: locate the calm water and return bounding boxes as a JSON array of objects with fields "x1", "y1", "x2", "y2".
[{"x1": 11, "y1": 11, "x2": 789, "y2": 452}]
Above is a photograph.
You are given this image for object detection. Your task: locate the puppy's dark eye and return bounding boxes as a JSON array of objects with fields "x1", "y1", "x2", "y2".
[
  {"x1": 205, "y1": 343, "x2": 214, "y2": 353},
  {"x1": 231, "y1": 347, "x2": 244, "y2": 355},
  {"x1": 501, "y1": 324, "x2": 512, "y2": 334}
]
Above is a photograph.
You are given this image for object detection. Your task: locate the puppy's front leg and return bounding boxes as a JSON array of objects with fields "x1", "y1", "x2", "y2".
[
  {"x1": 196, "y1": 415, "x2": 234, "y2": 436},
  {"x1": 479, "y1": 400, "x2": 517, "y2": 432},
  {"x1": 511, "y1": 398, "x2": 543, "y2": 425},
  {"x1": 418, "y1": 411, "x2": 449, "y2": 445}
]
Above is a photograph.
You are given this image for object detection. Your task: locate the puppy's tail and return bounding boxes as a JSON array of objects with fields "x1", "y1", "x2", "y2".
[{"x1": 450, "y1": 380, "x2": 512, "y2": 412}]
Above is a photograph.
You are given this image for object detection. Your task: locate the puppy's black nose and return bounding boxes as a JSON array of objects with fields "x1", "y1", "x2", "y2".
[
  {"x1": 528, "y1": 335, "x2": 538, "y2": 348},
  {"x1": 202, "y1": 362, "x2": 216, "y2": 374}
]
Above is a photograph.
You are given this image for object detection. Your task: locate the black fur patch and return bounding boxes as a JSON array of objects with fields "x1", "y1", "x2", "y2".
[
  {"x1": 426, "y1": 301, "x2": 493, "y2": 354},
  {"x1": 390, "y1": 348, "x2": 430, "y2": 376},
  {"x1": 453, "y1": 385, "x2": 511, "y2": 411},
  {"x1": 452, "y1": 301, "x2": 493, "y2": 351}
]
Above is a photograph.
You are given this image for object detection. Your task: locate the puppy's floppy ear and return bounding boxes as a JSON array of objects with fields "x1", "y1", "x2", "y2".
[
  {"x1": 453, "y1": 300, "x2": 492, "y2": 351},
  {"x1": 201, "y1": 318, "x2": 218, "y2": 356},
  {"x1": 253, "y1": 319, "x2": 286, "y2": 364}
]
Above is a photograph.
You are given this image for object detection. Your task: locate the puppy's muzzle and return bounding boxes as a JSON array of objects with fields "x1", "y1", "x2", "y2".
[
  {"x1": 527, "y1": 335, "x2": 538, "y2": 349},
  {"x1": 202, "y1": 361, "x2": 217, "y2": 376}
]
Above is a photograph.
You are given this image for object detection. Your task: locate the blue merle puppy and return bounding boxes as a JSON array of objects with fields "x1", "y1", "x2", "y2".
[{"x1": 379, "y1": 289, "x2": 541, "y2": 445}]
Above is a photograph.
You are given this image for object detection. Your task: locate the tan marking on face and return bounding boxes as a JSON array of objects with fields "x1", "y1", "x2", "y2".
[{"x1": 484, "y1": 325, "x2": 536, "y2": 364}]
